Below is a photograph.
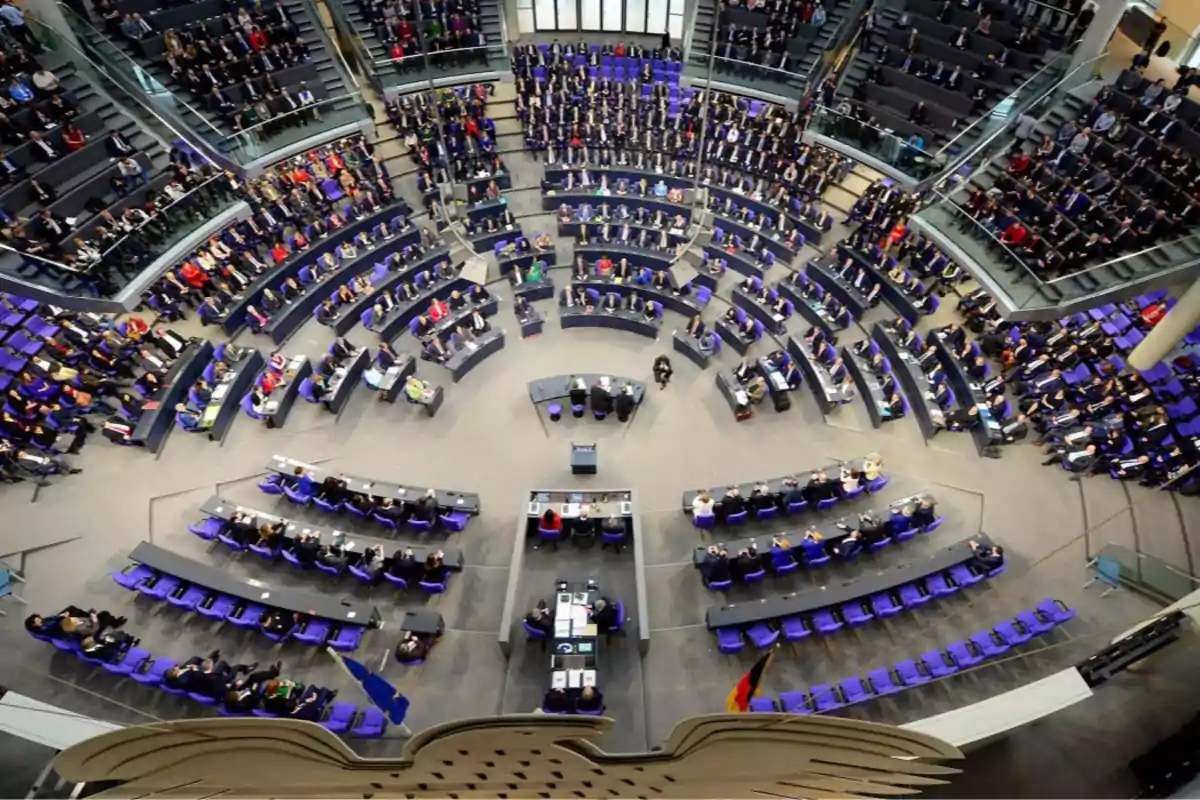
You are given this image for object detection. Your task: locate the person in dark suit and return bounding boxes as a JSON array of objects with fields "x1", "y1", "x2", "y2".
[
  {"x1": 832, "y1": 530, "x2": 864, "y2": 558},
  {"x1": 701, "y1": 546, "x2": 731, "y2": 585},
  {"x1": 543, "y1": 687, "x2": 572, "y2": 712},
  {"x1": 720, "y1": 487, "x2": 746, "y2": 518},
  {"x1": 590, "y1": 597, "x2": 619, "y2": 633},
  {"x1": 968, "y1": 540, "x2": 1004, "y2": 572},
  {"x1": 576, "y1": 685, "x2": 603, "y2": 711},
  {"x1": 525, "y1": 599, "x2": 553, "y2": 633},
  {"x1": 412, "y1": 489, "x2": 438, "y2": 522},
  {"x1": 614, "y1": 384, "x2": 636, "y2": 422},
  {"x1": 590, "y1": 381, "x2": 614, "y2": 415},
  {"x1": 389, "y1": 547, "x2": 421, "y2": 584}
]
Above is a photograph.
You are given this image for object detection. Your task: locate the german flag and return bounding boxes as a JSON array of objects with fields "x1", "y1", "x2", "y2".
[{"x1": 725, "y1": 648, "x2": 775, "y2": 712}]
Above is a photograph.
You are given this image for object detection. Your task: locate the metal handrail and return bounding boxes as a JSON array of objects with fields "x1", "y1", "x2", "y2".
[
  {"x1": 228, "y1": 89, "x2": 362, "y2": 137},
  {"x1": 810, "y1": 102, "x2": 941, "y2": 160},
  {"x1": 376, "y1": 41, "x2": 499, "y2": 68},
  {"x1": 53, "y1": 2, "x2": 225, "y2": 139},
  {"x1": 26, "y1": 8, "x2": 216, "y2": 163},
  {"x1": 302, "y1": 0, "x2": 359, "y2": 89},
  {"x1": 925, "y1": 189, "x2": 1047, "y2": 289}
]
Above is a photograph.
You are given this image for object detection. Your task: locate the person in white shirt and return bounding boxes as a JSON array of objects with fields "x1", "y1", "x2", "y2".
[{"x1": 692, "y1": 491, "x2": 715, "y2": 516}]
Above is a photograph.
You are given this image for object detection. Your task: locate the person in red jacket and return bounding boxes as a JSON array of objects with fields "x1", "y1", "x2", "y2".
[
  {"x1": 179, "y1": 261, "x2": 209, "y2": 289},
  {"x1": 540, "y1": 508, "x2": 562, "y2": 531},
  {"x1": 248, "y1": 26, "x2": 268, "y2": 51},
  {"x1": 1000, "y1": 220, "x2": 1028, "y2": 247}
]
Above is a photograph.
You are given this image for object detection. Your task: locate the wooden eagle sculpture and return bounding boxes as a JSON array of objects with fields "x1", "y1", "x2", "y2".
[{"x1": 54, "y1": 712, "x2": 962, "y2": 798}]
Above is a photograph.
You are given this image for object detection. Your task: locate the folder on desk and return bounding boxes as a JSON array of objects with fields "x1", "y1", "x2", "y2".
[
  {"x1": 567, "y1": 669, "x2": 583, "y2": 688},
  {"x1": 551, "y1": 671, "x2": 567, "y2": 689},
  {"x1": 554, "y1": 619, "x2": 571, "y2": 637},
  {"x1": 582, "y1": 670, "x2": 597, "y2": 687}
]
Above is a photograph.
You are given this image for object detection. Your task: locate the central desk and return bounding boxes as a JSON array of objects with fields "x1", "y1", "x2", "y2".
[
  {"x1": 705, "y1": 536, "x2": 994, "y2": 629},
  {"x1": 126, "y1": 541, "x2": 381, "y2": 627},
  {"x1": 528, "y1": 374, "x2": 647, "y2": 406},
  {"x1": 264, "y1": 455, "x2": 481, "y2": 514}
]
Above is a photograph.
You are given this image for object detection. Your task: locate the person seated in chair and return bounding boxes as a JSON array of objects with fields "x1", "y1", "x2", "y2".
[
  {"x1": 526, "y1": 599, "x2": 554, "y2": 634},
  {"x1": 388, "y1": 547, "x2": 420, "y2": 584},
  {"x1": 576, "y1": 685, "x2": 604, "y2": 712},
  {"x1": 730, "y1": 546, "x2": 760, "y2": 581},
  {"x1": 831, "y1": 529, "x2": 864, "y2": 559},
  {"x1": 543, "y1": 687, "x2": 572, "y2": 713},
  {"x1": 376, "y1": 496, "x2": 404, "y2": 523},
  {"x1": 80, "y1": 630, "x2": 138, "y2": 663},
  {"x1": 968, "y1": 539, "x2": 1004, "y2": 572},
  {"x1": 395, "y1": 630, "x2": 430, "y2": 663},
  {"x1": 317, "y1": 542, "x2": 348, "y2": 570},
  {"x1": 911, "y1": 496, "x2": 937, "y2": 528},
  {"x1": 422, "y1": 550, "x2": 447, "y2": 585},
  {"x1": 590, "y1": 597, "x2": 619, "y2": 634}
]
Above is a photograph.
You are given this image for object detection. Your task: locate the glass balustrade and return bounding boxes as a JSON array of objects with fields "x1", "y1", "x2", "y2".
[
  {"x1": 807, "y1": 103, "x2": 947, "y2": 181},
  {"x1": 0, "y1": 174, "x2": 241, "y2": 301}
]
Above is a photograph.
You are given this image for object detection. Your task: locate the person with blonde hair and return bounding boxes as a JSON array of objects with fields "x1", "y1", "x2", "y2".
[
  {"x1": 692, "y1": 490, "x2": 714, "y2": 516},
  {"x1": 863, "y1": 453, "x2": 884, "y2": 480}
]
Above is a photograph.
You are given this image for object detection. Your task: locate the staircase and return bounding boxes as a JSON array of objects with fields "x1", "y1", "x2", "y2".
[
  {"x1": 685, "y1": 0, "x2": 717, "y2": 73},
  {"x1": 791, "y1": 0, "x2": 855, "y2": 81}
]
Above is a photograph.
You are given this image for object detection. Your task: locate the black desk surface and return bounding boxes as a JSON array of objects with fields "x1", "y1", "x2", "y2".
[
  {"x1": 930, "y1": 333, "x2": 1004, "y2": 451},
  {"x1": 560, "y1": 306, "x2": 661, "y2": 338},
  {"x1": 528, "y1": 375, "x2": 647, "y2": 405},
  {"x1": 128, "y1": 541, "x2": 381, "y2": 626},
  {"x1": 844, "y1": 347, "x2": 891, "y2": 429},
  {"x1": 836, "y1": 245, "x2": 921, "y2": 326},
  {"x1": 444, "y1": 329, "x2": 506, "y2": 382},
  {"x1": 264, "y1": 455, "x2": 481, "y2": 514},
  {"x1": 199, "y1": 496, "x2": 464, "y2": 570},
  {"x1": 543, "y1": 192, "x2": 689, "y2": 217},
  {"x1": 575, "y1": 244, "x2": 675, "y2": 271},
  {"x1": 132, "y1": 340, "x2": 215, "y2": 453},
  {"x1": 324, "y1": 348, "x2": 370, "y2": 415},
  {"x1": 872, "y1": 322, "x2": 941, "y2": 442},
  {"x1": 206, "y1": 349, "x2": 266, "y2": 442},
  {"x1": 569, "y1": 278, "x2": 704, "y2": 317},
  {"x1": 330, "y1": 244, "x2": 452, "y2": 337},
  {"x1": 690, "y1": 493, "x2": 934, "y2": 566},
  {"x1": 705, "y1": 536, "x2": 992, "y2": 629},
  {"x1": 681, "y1": 457, "x2": 869, "y2": 509},
  {"x1": 708, "y1": 184, "x2": 825, "y2": 246}
]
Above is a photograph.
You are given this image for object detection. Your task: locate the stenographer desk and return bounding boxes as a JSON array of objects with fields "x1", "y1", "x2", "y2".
[
  {"x1": 528, "y1": 375, "x2": 647, "y2": 406},
  {"x1": 705, "y1": 536, "x2": 993, "y2": 629},
  {"x1": 126, "y1": 541, "x2": 382, "y2": 628},
  {"x1": 560, "y1": 306, "x2": 661, "y2": 339},
  {"x1": 265, "y1": 455, "x2": 481, "y2": 514}
]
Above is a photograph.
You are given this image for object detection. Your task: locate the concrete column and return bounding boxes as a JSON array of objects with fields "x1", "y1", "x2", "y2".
[
  {"x1": 1129, "y1": 279, "x2": 1200, "y2": 372},
  {"x1": 1068, "y1": 0, "x2": 1125, "y2": 74}
]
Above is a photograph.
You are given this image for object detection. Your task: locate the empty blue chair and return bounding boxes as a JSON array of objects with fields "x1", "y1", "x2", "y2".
[
  {"x1": 315, "y1": 560, "x2": 343, "y2": 577},
  {"x1": 925, "y1": 572, "x2": 959, "y2": 598},
  {"x1": 716, "y1": 627, "x2": 744, "y2": 653},
  {"x1": 166, "y1": 584, "x2": 210, "y2": 612},
  {"x1": 871, "y1": 592, "x2": 903, "y2": 618},
  {"x1": 1015, "y1": 608, "x2": 1055, "y2": 636},
  {"x1": 841, "y1": 601, "x2": 873, "y2": 627},
  {"x1": 810, "y1": 684, "x2": 843, "y2": 712},
  {"x1": 188, "y1": 518, "x2": 223, "y2": 541},
  {"x1": 1037, "y1": 598, "x2": 1075, "y2": 624},
  {"x1": 746, "y1": 622, "x2": 780, "y2": 649},
  {"x1": 420, "y1": 580, "x2": 448, "y2": 595},
  {"x1": 866, "y1": 668, "x2": 902, "y2": 696},
  {"x1": 894, "y1": 658, "x2": 932, "y2": 686},
  {"x1": 227, "y1": 602, "x2": 266, "y2": 630},
  {"x1": 948, "y1": 564, "x2": 983, "y2": 587},
  {"x1": 113, "y1": 564, "x2": 156, "y2": 591},
  {"x1": 812, "y1": 608, "x2": 843, "y2": 634},
  {"x1": 780, "y1": 690, "x2": 812, "y2": 713},
  {"x1": 786, "y1": 500, "x2": 808, "y2": 514},
  {"x1": 971, "y1": 629, "x2": 1010, "y2": 658},
  {"x1": 816, "y1": 498, "x2": 837, "y2": 512},
  {"x1": 897, "y1": 583, "x2": 931, "y2": 608},
  {"x1": 756, "y1": 506, "x2": 778, "y2": 522},
  {"x1": 258, "y1": 477, "x2": 284, "y2": 495},
  {"x1": 408, "y1": 519, "x2": 433, "y2": 534},
  {"x1": 139, "y1": 574, "x2": 182, "y2": 600},
  {"x1": 130, "y1": 656, "x2": 176, "y2": 686},
  {"x1": 439, "y1": 512, "x2": 469, "y2": 532},
  {"x1": 329, "y1": 625, "x2": 364, "y2": 652},
  {"x1": 748, "y1": 696, "x2": 778, "y2": 712},
  {"x1": 196, "y1": 593, "x2": 239, "y2": 621},
  {"x1": 945, "y1": 640, "x2": 984, "y2": 668},
  {"x1": 839, "y1": 677, "x2": 872, "y2": 706},
  {"x1": 726, "y1": 510, "x2": 748, "y2": 526},
  {"x1": 921, "y1": 650, "x2": 960, "y2": 677},
  {"x1": 350, "y1": 707, "x2": 387, "y2": 738},
  {"x1": 322, "y1": 701, "x2": 358, "y2": 734},
  {"x1": 922, "y1": 516, "x2": 945, "y2": 533},
  {"x1": 781, "y1": 616, "x2": 811, "y2": 641},
  {"x1": 772, "y1": 547, "x2": 799, "y2": 576},
  {"x1": 382, "y1": 572, "x2": 408, "y2": 590}
]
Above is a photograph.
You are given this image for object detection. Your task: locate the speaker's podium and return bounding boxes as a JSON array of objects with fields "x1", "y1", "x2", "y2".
[{"x1": 570, "y1": 442, "x2": 598, "y2": 475}]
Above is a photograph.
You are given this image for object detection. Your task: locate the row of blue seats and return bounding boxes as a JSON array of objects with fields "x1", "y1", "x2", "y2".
[
  {"x1": 111, "y1": 563, "x2": 365, "y2": 650},
  {"x1": 747, "y1": 599, "x2": 1076, "y2": 714},
  {"x1": 25, "y1": 630, "x2": 386, "y2": 736},
  {"x1": 715, "y1": 557, "x2": 1007, "y2": 652},
  {"x1": 257, "y1": 473, "x2": 471, "y2": 533}
]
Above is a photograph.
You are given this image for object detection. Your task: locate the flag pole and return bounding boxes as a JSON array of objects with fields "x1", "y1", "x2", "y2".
[{"x1": 325, "y1": 647, "x2": 413, "y2": 737}]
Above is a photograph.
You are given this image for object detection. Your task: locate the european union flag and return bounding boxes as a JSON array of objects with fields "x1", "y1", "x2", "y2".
[{"x1": 328, "y1": 649, "x2": 410, "y2": 726}]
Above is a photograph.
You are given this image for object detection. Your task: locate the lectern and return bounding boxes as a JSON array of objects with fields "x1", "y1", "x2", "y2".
[{"x1": 570, "y1": 443, "x2": 597, "y2": 475}]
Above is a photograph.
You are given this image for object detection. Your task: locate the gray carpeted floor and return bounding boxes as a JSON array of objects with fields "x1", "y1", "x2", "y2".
[{"x1": 0, "y1": 90, "x2": 1195, "y2": 797}]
